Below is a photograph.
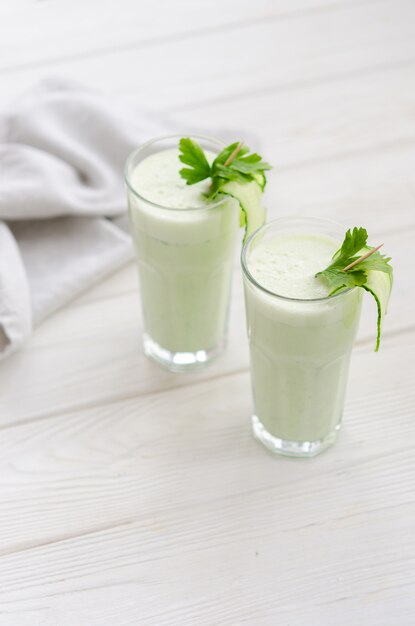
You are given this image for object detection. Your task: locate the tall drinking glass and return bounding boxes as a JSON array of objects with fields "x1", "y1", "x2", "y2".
[
  {"x1": 125, "y1": 135, "x2": 240, "y2": 372},
  {"x1": 241, "y1": 217, "x2": 363, "y2": 457}
]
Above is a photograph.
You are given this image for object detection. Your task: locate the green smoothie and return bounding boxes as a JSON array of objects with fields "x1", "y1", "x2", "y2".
[
  {"x1": 242, "y1": 219, "x2": 363, "y2": 456},
  {"x1": 126, "y1": 143, "x2": 240, "y2": 370}
]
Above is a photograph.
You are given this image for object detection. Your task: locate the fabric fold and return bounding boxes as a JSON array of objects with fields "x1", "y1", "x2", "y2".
[
  {"x1": 0, "y1": 79, "x2": 168, "y2": 360},
  {"x1": 0, "y1": 221, "x2": 32, "y2": 357}
]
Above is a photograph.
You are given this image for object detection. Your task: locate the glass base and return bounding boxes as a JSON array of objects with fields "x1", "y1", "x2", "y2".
[
  {"x1": 252, "y1": 415, "x2": 340, "y2": 458},
  {"x1": 143, "y1": 333, "x2": 225, "y2": 373}
]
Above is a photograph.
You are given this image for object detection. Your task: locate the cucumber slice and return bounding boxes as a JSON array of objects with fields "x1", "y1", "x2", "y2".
[
  {"x1": 253, "y1": 172, "x2": 266, "y2": 191},
  {"x1": 221, "y1": 179, "x2": 266, "y2": 242},
  {"x1": 362, "y1": 269, "x2": 393, "y2": 352}
]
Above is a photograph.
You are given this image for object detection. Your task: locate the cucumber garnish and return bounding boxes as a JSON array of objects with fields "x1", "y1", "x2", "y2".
[
  {"x1": 221, "y1": 179, "x2": 266, "y2": 242},
  {"x1": 362, "y1": 269, "x2": 393, "y2": 352}
]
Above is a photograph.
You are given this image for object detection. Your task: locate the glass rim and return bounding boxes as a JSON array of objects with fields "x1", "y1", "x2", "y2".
[
  {"x1": 124, "y1": 133, "x2": 229, "y2": 212},
  {"x1": 241, "y1": 215, "x2": 354, "y2": 303}
]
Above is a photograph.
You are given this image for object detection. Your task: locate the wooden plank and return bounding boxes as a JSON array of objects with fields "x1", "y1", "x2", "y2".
[
  {"x1": 0, "y1": 0, "x2": 365, "y2": 71},
  {"x1": 171, "y1": 64, "x2": 415, "y2": 169},
  {"x1": 0, "y1": 524, "x2": 413, "y2": 626},
  {"x1": 0, "y1": 1, "x2": 413, "y2": 111},
  {"x1": 0, "y1": 218, "x2": 409, "y2": 425},
  {"x1": 0, "y1": 332, "x2": 413, "y2": 624},
  {"x1": 265, "y1": 142, "x2": 415, "y2": 236},
  {"x1": 0, "y1": 336, "x2": 412, "y2": 553},
  {"x1": 0, "y1": 506, "x2": 413, "y2": 625}
]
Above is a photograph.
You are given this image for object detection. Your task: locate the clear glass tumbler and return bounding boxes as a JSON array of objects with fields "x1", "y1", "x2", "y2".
[
  {"x1": 125, "y1": 135, "x2": 240, "y2": 372},
  {"x1": 241, "y1": 217, "x2": 363, "y2": 457}
]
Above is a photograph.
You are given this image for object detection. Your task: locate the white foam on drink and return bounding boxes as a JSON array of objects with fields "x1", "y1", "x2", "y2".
[
  {"x1": 248, "y1": 232, "x2": 340, "y2": 300},
  {"x1": 131, "y1": 148, "x2": 216, "y2": 209}
]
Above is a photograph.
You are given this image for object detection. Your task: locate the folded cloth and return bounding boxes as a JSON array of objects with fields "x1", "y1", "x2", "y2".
[{"x1": 0, "y1": 79, "x2": 168, "y2": 360}]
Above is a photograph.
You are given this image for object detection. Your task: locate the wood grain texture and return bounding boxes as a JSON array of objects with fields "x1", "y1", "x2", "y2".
[
  {"x1": 0, "y1": 0, "x2": 367, "y2": 72},
  {"x1": 0, "y1": 333, "x2": 414, "y2": 623},
  {"x1": 171, "y1": 64, "x2": 415, "y2": 169},
  {"x1": 0, "y1": 0, "x2": 414, "y2": 623},
  {"x1": 0, "y1": 1, "x2": 414, "y2": 111}
]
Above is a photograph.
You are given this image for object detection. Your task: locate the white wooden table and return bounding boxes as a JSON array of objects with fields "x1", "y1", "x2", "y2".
[{"x1": 1, "y1": 1, "x2": 414, "y2": 624}]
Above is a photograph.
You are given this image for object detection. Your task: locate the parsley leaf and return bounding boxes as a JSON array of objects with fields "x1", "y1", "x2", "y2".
[
  {"x1": 316, "y1": 227, "x2": 392, "y2": 295},
  {"x1": 316, "y1": 227, "x2": 393, "y2": 350},
  {"x1": 331, "y1": 227, "x2": 368, "y2": 263},
  {"x1": 319, "y1": 267, "x2": 367, "y2": 295},
  {"x1": 178, "y1": 137, "x2": 212, "y2": 184},
  {"x1": 178, "y1": 138, "x2": 271, "y2": 198}
]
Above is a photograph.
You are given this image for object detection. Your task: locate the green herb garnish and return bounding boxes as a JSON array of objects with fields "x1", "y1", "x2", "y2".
[
  {"x1": 316, "y1": 227, "x2": 393, "y2": 351},
  {"x1": 179, "y1": 138, "x2": 271, "y2": 198},
  {"x1": 178, "y1": 138, "x2": 271, "y2": 241}
]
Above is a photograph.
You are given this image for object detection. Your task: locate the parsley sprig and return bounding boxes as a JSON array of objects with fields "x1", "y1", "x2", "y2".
[
  {"x1": 316, "y1": 227, "x2": 393, "y2": 351},
  {"x1": 178, "y1": 138, "x2": 271, "y2": 199},
  {"x1": 316, "y1": 227, "x2": 392, "y2": 295}
]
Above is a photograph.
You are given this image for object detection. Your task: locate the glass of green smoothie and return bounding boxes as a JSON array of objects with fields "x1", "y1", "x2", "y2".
[
  {"x1": 242, "y1": 217, "x2": 364, "y2": 457},
  {"x1": 125, "y1": 135, "x2": 241, "y2": 372}
]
